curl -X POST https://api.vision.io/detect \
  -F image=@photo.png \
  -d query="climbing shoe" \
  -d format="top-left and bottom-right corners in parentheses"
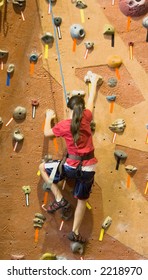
top-left (67, 231), bottom-right (86, 243)
top-left (47, 197), bottom-right (68, 213)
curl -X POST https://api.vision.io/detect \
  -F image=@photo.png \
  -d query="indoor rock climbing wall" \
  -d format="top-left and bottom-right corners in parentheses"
top-left (0, 0), bottom-right (148, 260)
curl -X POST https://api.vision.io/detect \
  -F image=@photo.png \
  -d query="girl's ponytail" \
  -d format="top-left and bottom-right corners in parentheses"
top-left (67, 96), bottom-right (85, 144)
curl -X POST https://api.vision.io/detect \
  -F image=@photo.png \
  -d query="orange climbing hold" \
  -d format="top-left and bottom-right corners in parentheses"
top-left (127, 16), bottom-right (131, 32)
top-left (34, 227), bottom-right (39, 243)
top-left (53, 137), bottom-right (58, 153)
top-left (126, 174), bottom-right (131, 188)
top-left (72, 38), bottom-right (77, 52)
top-left (43, 191), bottom-right (49, 205)
top-left (30, 61), bottom-right (35, 75)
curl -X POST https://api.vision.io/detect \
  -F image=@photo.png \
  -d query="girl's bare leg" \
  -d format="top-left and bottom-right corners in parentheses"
top-left (72, 199), bottom-right (87, 235)
top-left (39, 162), bottom-right (63, 202)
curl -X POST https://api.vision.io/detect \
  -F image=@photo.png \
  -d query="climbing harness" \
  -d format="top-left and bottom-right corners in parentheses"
top-left (67, 151), bottom-right (95, 178)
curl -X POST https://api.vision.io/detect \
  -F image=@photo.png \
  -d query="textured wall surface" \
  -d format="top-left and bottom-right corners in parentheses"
top-left (0, 0), bottom-right (148, 260)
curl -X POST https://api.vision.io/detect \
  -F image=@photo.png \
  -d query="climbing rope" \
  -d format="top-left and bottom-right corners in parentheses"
top-left (49, 0), bottom-right (68, 104)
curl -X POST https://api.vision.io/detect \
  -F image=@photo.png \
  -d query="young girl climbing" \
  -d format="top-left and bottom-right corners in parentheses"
top-left (39, 72), bottom-right (100, 243)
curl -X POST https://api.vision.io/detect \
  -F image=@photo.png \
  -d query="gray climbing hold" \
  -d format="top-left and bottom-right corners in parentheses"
top-left (109, 119), bottom-right (126, 133)
top-left (114, 150), bottom-right (127, 170)
top-left (12, 0), bottom-right (26, 6)
top-left (13, 106), bottom-right (27, 120)
top-left (29, 53), bottom-right (38, 63)
top-left (0, 49), bottom-right (9, 59)
top-left (75, 0), bottom-right (87, 9)
top-left (107, 77), bottom-right (117, 87)
top-left (42, 182), bottom-right (51, 192)
top-left (84, 41), bottom-right (94, 49)
top-left (0, 117), bottom-right (3, 125)
top-left (35, 213), bottom-right (46, 221)
top-left (41, 32), bottom-right (54, 44)
top-left (56, 255), bottom-right (68, 260)
top-left (33, 218), bottom-right (44, 225)
top-left (90, 120), bottom-right (96, 132)
top-left (7, 64), bottom-right (15, 74)
top-left (70, 242), bottom-right (84, 255)
top-left (33, 223), bottom-right (42, 228)
top-left (13, 129), bottom-right (24, 141)
top-left (106, 95), bottom-right (116, 102)
top-left (125, 165), bottom-right (137, 174)
top-left (70, 24), bottom-right (85, 39)
top-left (142, 16), bottom-right (148, 28)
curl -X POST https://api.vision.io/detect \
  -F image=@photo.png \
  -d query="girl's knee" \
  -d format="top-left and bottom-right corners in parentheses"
top-left (39, 162), bottom-right (44, 172)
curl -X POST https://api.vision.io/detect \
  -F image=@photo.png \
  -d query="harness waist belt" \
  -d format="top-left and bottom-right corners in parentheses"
top-left (67, 151), bottom-right (94, 161)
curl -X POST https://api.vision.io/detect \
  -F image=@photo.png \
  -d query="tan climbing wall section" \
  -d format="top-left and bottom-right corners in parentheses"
top-left (0, 0), bottom-right (148, 260)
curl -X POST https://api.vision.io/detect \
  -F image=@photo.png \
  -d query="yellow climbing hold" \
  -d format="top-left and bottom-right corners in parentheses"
top-left (99, 228), bottom-right (105, 241)
top-left (37, 170), bottom-right (41, 176)
top-left (40, 253), bottom-right (57, 260)
top-left (86, 201), bottom-right (92, 210)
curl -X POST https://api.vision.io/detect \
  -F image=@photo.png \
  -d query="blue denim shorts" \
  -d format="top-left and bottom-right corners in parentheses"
top-left (44, 161), bottom-right (95, 200)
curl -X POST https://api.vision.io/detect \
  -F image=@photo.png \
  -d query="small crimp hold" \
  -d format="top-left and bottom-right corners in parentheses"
top-left (12, 0), bottom-right (26, 6)
top-left (75, 0), bottom-right (87, 9)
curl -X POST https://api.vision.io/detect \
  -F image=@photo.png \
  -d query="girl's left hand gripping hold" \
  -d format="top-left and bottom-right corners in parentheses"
top-left (44, 109), bottom-right (56, 137)
top-left (46, 109), bottom-right (56, 120)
